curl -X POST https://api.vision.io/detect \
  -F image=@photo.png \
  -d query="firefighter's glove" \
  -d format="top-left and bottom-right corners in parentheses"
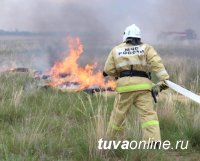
top-left (157, 81), bottom-right (168, 91)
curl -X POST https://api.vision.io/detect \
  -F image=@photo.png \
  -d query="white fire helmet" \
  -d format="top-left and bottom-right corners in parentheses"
top-left (123, 24), bottom-right (141, 42)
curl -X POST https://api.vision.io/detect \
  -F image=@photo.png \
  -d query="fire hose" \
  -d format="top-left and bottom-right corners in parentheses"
top-left (151, 80), bottom-right (200, 104)
top-left (165, 80), bottom-right (200, 104)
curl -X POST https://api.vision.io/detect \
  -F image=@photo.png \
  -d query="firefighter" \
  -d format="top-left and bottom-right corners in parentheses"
top-left (103, 24), bottom-right (169, 142)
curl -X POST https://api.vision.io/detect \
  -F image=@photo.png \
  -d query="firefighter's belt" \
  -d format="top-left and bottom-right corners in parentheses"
top-left (119, 70), bottom-right (149, 78)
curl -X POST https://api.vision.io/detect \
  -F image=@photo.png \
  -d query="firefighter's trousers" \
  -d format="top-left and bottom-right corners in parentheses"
top-left (106, 90), bottom-right (161, 141)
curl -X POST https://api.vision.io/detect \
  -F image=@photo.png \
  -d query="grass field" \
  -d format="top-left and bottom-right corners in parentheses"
top-left (0, 72), bottom-right (200, 161)
top-left (0, 38), bottom-right (200, 160)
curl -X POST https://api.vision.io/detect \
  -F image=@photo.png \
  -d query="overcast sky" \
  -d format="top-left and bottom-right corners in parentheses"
top-left (0, 0), bottom-right (199, 42)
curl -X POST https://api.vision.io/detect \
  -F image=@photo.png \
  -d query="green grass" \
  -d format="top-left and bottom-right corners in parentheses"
top-left (0, 73), bottom-right (112, 160)
top-left (0, 72), bottom-right (200, 161)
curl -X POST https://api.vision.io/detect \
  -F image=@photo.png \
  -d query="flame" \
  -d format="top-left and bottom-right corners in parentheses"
top-left (49, 37), bottom-right (116, 90)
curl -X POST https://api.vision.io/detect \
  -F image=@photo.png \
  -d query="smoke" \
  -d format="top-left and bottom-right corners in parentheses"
top-left (151, 0), bottom-right (200, 36)
top-left (0, 0), bottom-right (199, 71)
top-left (0, 0), bottom-right (110, 43)
top-left (1, 0), bottom-right (199, 42)
top-left (101, 0), bottom-right (200, 42)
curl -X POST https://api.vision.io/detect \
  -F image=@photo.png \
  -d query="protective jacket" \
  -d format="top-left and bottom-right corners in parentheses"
top-left (104, 43), bottom-right (169, 93)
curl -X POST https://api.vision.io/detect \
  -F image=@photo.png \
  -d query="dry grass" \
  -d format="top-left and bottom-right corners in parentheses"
top-left (1, 39), bottom-right (200, 160)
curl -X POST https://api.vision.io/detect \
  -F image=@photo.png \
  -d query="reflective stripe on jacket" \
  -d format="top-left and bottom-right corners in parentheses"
top-left (104, 43), bottom-right (169, 93)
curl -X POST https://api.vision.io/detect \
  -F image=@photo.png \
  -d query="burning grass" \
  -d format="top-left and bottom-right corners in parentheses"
top-left (48, 37), bottom-right (115, 91)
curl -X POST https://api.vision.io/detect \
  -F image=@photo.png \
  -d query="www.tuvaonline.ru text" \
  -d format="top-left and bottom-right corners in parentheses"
top-left (98, 138), bottom-right (189, 150)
